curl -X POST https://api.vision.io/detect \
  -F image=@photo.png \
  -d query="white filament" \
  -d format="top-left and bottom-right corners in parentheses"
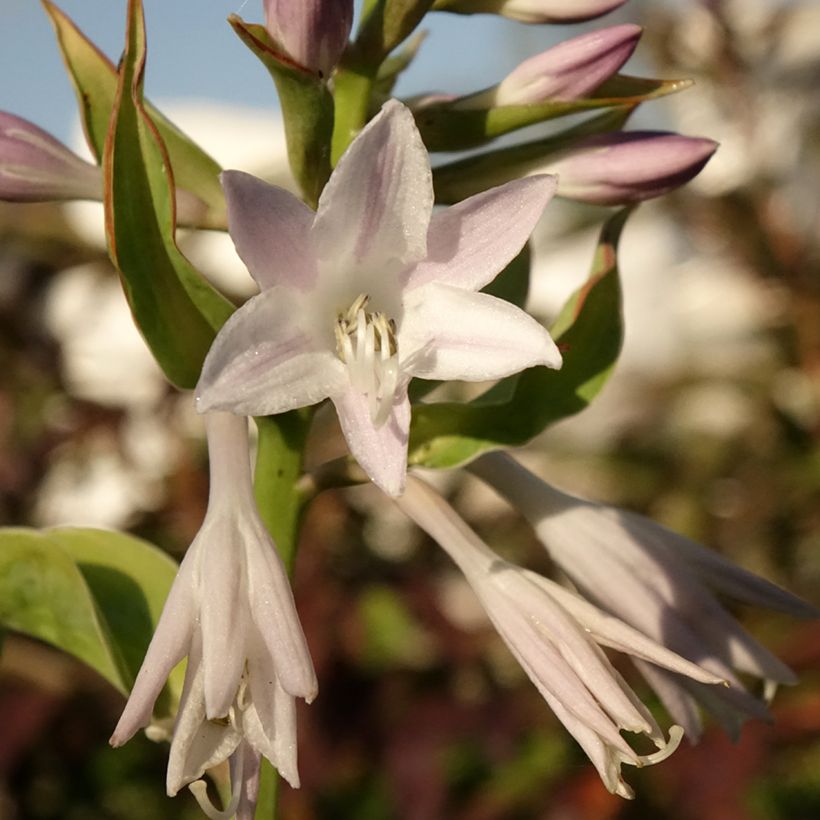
top-left (335, 294), bottom-right (400, 427)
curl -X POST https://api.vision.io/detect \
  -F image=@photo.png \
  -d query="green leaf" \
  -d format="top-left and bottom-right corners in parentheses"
top-left (229, 16), bottom-right (333, 208)
top-left (415, 75), bottom-right (690, 153)
top-left (0, 527), bottom-right (181, 715)
top-left (408, 208), bottom-right (630, 469)
top-left (42, 0), bottom-right (226, 221)
top-left (432, 107), bottom-right (635, 204)
top-left (105, 0), bottom-right (234, 389)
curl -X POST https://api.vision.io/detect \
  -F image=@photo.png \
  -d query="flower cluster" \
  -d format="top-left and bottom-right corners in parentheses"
top-left (7, 0), bottom-right (812, 817)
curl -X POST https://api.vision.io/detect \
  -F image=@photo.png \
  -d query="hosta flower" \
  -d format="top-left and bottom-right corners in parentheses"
top-left (395, 476), bottom-right (724, 798)
top-left (0, 112), bottom-right (100, 202)
top-left (263, 0), bottom-right (353, 77)
top-left (196, 100), bottom-right (561, 496)
top-left (110, 413), bottom-right (316, 815)
top-left (457, 25), bottom-right (642, 108)
top-left (472, 452), bottom-right (818, 740)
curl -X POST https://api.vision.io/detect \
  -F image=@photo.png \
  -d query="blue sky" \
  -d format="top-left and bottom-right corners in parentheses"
top-left (1, 1), bottom-right (581, 145)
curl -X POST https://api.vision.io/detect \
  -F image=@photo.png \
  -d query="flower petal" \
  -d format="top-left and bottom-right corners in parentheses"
top-left (400, 283), bottom-right (561, 381)
top-left (331, 383), bottom-right (411, 497)
top-left (243, 518), bottom-right (317, 701)
top-left (166, 646), bottom-right (242, 796)
top-left (110, 552), bottom-right (197, 746)
top-left (198, 522), bottom-right (249, 719)
top-left (402, 175), bottom-right (556, 292)
top-left (245, 643), bottom-right (300, 787)
top-left (222, 170), bottom-right (319, 291)
top-left (312, 100), bottom-right (433, 277)
top-left (531, 574), bottom-right (724, 686)
top-left (196, 288), bottom-right (346, 417)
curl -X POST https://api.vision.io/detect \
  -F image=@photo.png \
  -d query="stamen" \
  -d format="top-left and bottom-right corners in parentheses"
top-left (335, 293), bottom-right (401, 427)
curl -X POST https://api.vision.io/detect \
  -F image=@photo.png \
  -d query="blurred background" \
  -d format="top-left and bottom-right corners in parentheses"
top-left (2, 0), bottom-right (820, 818)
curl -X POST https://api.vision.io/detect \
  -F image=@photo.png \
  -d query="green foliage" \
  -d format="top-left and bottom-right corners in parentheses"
top-left (408, 208), bottom-right (629, 469)
top-left (416, 75), bottom-right (691, 152)
top-left (229, 16), bottom-right (334, 207)
top-left (0, 527), bottom-right (182, 715)
top-left (104, 0), bottom-right (234, 389)
top-left (42, 0), bottom-right (226, 220)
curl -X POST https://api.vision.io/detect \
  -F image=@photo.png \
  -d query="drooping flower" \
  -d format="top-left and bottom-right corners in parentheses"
top-left (196, 100), bottom-right (561, 497)
top-left (455, 25), bottom-right (642, 108)
top-left (263, 0), bottom-right (354, 77)
top-left (110, 412), bottom-right (316, 815)
top-left (471, 452), bottom-right (818, 740)
top-left (0, 112), bottom-right (101, 202)
top-left (432, 0), bottom-right (629, 24)
top-left (394, 475), bottom-right (724, 798)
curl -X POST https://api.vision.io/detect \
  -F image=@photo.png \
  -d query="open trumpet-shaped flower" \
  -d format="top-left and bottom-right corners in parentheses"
top-left (395, 476), bottom-right (724, 798)
top-left (472, 452), bottom-right (819, 740)
top-left (111, 413), bottom-right (316, 814)
top-left (196, 100), bottom-right (561, 497)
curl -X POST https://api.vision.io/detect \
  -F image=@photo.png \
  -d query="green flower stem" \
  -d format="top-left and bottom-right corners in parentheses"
top-left (253, 409), bottom-right (313, 572)
top-left (331, 64), bottom-right (376, 165)
top-left (251, 408), bottom-right (313, 820)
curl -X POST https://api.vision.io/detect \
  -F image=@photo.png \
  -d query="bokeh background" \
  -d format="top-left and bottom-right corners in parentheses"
top-left (2, 0), bottom-right (820, 818)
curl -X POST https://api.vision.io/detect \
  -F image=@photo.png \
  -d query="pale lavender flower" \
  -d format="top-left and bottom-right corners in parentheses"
top-left (434, 0), bottom-right (629, 24)
top-left (547, 130), bottom-right (718, 204)
top-left (457, 25), bottom-right (642, 108)
top-left (111, 413), bottom-right (316, 815)
top-left (395, 476), bottom-right (724, 798)
top-left (263, 0), bottom-right (353, 77)
top-left (472, 452), bottom-right (819, 741)
top-left (196, 100), bottom-right (561, 497)
top-left (0, 112), bottom-right (101, 202)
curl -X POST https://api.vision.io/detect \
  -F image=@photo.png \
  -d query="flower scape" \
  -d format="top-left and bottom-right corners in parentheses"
top-left (0, 0), bottom-right (816, 818)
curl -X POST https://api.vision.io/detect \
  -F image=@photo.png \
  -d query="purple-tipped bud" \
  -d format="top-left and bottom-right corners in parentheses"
top-left (548, 131), bottom-right (718, 205)
top-left (0, 112), bottom-right (101, 203)
top-left (494, 24), bottom-right (641, 105)
top-left (435, 0), bottom-right (629, 24)
top-left (263, 0), bottom-right (354, 77)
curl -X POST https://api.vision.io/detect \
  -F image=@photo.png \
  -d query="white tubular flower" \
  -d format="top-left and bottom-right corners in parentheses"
top-left (195, 100), bottom-right (561, 497)
top-left (394, 476), bottom-right (724, 799)
top-left (472, 452), bottom-right (819, 741)
top-left (110, 413), bottom-right (316, 815)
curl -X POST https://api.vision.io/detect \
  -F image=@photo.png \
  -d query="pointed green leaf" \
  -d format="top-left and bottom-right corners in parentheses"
top-left (105, 0), bottom-right (234, 389)
top-left (42, 0), bottom-right (226, 221)
top-left (432, 107), bottom-right (635, 204)
top-left (229, 16), bottom-right (333, 208)
top-left (0, 527), bottom-right (182, 715)
top-left (408, 209), bottom-right (630, 469)
top-left (415, 75), bottom-right (687, 153)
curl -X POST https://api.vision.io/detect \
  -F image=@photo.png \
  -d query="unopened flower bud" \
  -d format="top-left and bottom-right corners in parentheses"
top-left (0, 112), bottom-right (101, 202)
top-left (462, 24), bottom-right (641, 108)
top-left (263, 0), bottom-right (353, 77)
top-left (548, 131), bottom-right (718, 204)
top-left (433, 0), bottom-right (629, 24)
